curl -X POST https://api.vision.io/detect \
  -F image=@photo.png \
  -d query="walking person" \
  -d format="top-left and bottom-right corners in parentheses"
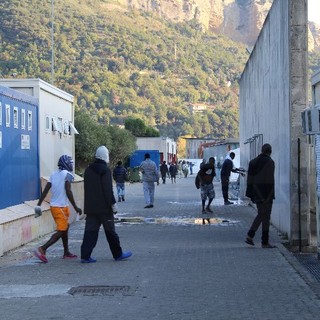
top-left (34, 155), bottom-right (82, 263)
top-left (220, 152), bottom-right (243, 205)
top-left (113, 161), bottom-right (128, 202)
top-left (139, 153), bottom-right (159, 208)
top-left (81, 146), bottom-right (132, 263)
top-left (245, 144), bottom-right (276, 248)
top-left (160, 160), bottom-right (169, 184)
top-left (197, 157), bottom-right (216, 213)
top-left (169, 162), bottom-right (178, 183)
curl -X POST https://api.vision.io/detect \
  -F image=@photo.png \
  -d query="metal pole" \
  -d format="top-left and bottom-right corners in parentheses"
top-left (51, 0), bottom-right (54, 84)
top-left (298, 138), bottom-right (302, 252)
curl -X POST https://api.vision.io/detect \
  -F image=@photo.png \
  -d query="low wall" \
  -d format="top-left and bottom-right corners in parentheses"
top-left (0, 178), bottom-right (84, 256)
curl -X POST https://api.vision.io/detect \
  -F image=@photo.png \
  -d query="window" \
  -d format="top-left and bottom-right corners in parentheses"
top-left (52, 117), bottom-right (62, 133)
top-left (0, 102), bottom-right (2, 126)
top-left (63, 120), bottom-right (69, 135)
top-left (21, 109), bottom-right (26, 130)
top-left (28, 110), bottom-right (32, 131)
top-left (69, 122), bottom-right (79, 134)
top-left (6, 104), bottom-right (10, 127)
top-left (58, 117), bottom-right (63, 133)
top-left (13, 107), bottom-right (18, 129)
top-left (45, 115), bottom-right (50, 133)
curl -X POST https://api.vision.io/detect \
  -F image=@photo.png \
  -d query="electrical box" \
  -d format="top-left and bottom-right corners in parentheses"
top-left (301, 104), bottom-right (320, 135)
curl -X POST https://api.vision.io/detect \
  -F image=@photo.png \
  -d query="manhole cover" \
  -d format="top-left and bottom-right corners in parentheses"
top-left (68, 286), bottom-right (131, 296)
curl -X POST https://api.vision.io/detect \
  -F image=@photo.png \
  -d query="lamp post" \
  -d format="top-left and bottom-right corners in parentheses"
top-left (51, 0), bottom-right (54, 84)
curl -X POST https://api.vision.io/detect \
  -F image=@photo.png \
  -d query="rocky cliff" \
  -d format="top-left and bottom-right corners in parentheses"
top-left (120, 0), bottom-right (319, 50)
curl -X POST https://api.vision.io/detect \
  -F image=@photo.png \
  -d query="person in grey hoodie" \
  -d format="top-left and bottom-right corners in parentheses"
top-left (139, 153), bottom-right (159, 208)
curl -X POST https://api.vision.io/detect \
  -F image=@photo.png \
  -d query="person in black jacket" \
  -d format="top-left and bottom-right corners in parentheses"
top-left (113, 161), bottom-right (128, 202)
top-left (220, 152), bottom-right (243, 205)
top-left (80, 146), bottom-right (132, 263)
top-left (245, 143), bottom-right (276, 248)
top-left (160, 161), bottom-right (169, 184)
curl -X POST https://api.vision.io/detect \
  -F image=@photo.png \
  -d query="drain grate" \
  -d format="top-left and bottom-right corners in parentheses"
top-left (294, 254), bottom-right (320, 282)
top-left (68, 285), bottom-right (131, 296)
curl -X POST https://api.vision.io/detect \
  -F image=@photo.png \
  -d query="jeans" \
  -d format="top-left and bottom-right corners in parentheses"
top-left (116, 182), bottom-right (125, 197)
top-left (143, 181), bottom-right (155, 205)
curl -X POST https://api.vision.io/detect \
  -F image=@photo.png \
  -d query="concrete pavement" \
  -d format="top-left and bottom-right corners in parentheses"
top-left (0, 175), bottom-right (320, 319)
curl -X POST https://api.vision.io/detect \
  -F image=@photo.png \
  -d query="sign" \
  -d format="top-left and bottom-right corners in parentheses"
top-left (21, 134), bottom-right (30, 150)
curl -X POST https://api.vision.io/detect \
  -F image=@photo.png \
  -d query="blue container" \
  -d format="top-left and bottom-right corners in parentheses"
top-left (0, 86), bottom-right (39, 209)
top-left (129, 150), bottom-right (160, 169)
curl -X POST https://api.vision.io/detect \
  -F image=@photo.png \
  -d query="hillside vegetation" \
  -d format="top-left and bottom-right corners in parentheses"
top-left (0, 0), bottom-right (250, 139)
top-left (1, 0), bottom-right (319, 140)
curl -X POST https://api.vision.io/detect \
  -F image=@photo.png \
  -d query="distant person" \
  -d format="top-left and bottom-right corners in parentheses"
top-left (139, 153), bottom-right (159, 208)
top-left (81, 146), bottom-right (132, 263)
top-left (189, 162), bottom-right (195, 175)
top-left (196, 157), bottom-right (216, 213)
top-left (177, 161), bottom-right (183, 179)
top-left (216, 160), bottom-right (222, 182)
top-left (182, 160), bottom-right (189, 178)
top-left (245, 144), bottom-right (276, 248)
top-left (113, 161), bottom-right (128, 202)
top-left (34, 155), bottom-right (82, 263)
top-left (220, 152), bottom-right (243, 205)
top-left (160, 161), bottom-right (169, 184)
top-left (169, 162), bottom-right (178, 183)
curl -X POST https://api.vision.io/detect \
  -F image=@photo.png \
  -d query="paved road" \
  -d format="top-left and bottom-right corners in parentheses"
top-left (0, 176), bottom-right (320, 319)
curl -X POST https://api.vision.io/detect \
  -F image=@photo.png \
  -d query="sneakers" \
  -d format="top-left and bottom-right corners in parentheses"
top-left (115, 251), bottom-right (132, 261)
top-left (63, 252), bottom-right (78, 259)
top-left (144, 204), bottom-right (153, 208)
top-left (122, 196), bottom-right (125, 202)
top-left (81, 257), bottom-right (97, 263)
top-left (206, 206), bottom-right (213, 213)
top-left (34, 247), bottom-right (48, 263)
top-left (245, 237), bottom-right (255, 246)
top-left (224, 200), bottom-right (233, 205)
top-left (262, 243), bottom-right (277, 248)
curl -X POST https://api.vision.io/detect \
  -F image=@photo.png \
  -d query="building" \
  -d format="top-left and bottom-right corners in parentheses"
top-left (0, 79), bottom-right (78, 178)
top-left (136, 137), bottom-right (176, 164)
top-left (0, 85), bottom-right (39, 209)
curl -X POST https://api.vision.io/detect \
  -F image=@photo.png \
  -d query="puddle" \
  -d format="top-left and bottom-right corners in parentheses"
top-left (115, 216), bottom-right (239, 226)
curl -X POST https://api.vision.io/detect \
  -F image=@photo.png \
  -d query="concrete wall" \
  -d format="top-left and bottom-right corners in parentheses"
top-left (239, 0), bottom-right (309, 244)
top-left (0, 177), bottom-right (83, 257)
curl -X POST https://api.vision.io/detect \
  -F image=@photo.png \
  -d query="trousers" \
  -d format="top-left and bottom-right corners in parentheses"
top-left (143, 181), bottom-right (155, 205)
top-left (81, 215), bottom-right (122, 260)
top-left (247, 201), bottom-right (273, 244)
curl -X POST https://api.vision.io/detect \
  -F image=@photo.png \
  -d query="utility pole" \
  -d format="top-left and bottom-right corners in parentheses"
top-left (51, 0), bottom-right (54, 85)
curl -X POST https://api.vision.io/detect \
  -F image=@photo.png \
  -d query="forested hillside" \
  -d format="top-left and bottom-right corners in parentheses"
top-left (1, 0), bottom-right (320, 139)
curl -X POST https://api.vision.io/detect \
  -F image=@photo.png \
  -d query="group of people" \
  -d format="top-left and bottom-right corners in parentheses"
top-left (34, 146), bottom-right (132, 264)
top-left (34, 143), bottom-right (276, 263)
top-left (196, 144), bottom-right (275, 248)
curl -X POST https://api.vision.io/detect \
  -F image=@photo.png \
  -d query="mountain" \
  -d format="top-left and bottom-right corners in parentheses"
top-left (119, 0), bottom-right (320, 50)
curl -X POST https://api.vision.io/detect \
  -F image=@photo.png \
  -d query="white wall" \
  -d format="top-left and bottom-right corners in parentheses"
top-left (239, 0), bottom-right (309, 244)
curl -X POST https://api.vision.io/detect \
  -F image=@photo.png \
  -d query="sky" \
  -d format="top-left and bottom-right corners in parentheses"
top-left (308, 0), bottom-right (320, 24)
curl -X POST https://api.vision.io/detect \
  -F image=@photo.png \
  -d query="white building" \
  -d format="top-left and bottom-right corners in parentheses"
top-left (136, 137), bottom-right (177, 164)
top-left (0, 79), bottom-right (78, 178)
